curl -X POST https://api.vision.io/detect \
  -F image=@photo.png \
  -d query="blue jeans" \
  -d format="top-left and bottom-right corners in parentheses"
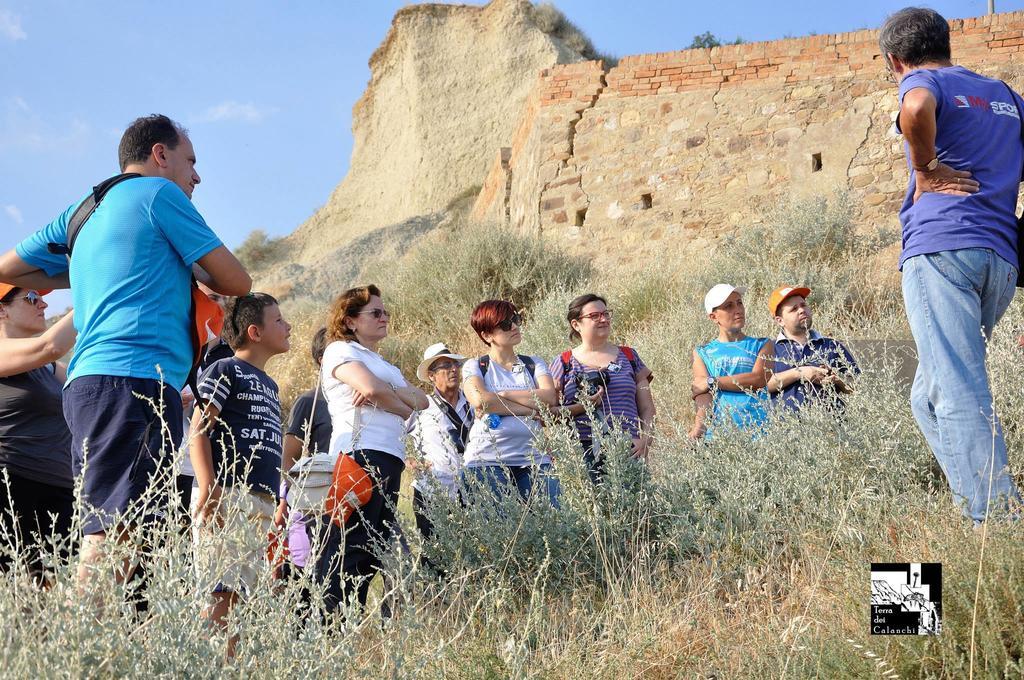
top-left (462, 464), bottom-right (561, 508)
top-left (902, 248), bottom-right (1021, 522)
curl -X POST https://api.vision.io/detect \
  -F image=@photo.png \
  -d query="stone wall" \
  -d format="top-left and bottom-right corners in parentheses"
top-left (472, 11), bottom-right (1024, 264)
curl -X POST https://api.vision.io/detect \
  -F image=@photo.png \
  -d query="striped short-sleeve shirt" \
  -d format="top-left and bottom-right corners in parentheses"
top-left (550, 347), bottom-right (647, 441)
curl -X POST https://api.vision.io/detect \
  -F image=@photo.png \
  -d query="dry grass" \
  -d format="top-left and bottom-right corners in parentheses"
top-left (1, 197), bottom-right (1022, 676)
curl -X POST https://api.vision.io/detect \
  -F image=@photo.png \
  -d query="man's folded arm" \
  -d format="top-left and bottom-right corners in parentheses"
top-left (194, 246), bottom-right (251, 297)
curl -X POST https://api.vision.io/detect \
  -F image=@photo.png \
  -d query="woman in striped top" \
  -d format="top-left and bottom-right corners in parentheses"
top-left (549, 294), bottom-right (656, 482)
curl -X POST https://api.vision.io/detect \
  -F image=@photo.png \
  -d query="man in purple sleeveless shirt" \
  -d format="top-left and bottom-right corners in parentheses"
top-left (883, 7), bottom-right (1022, 523)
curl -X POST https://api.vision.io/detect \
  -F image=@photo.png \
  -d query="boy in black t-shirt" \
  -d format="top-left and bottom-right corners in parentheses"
top-left (190, 293), bottom-right (290, 659)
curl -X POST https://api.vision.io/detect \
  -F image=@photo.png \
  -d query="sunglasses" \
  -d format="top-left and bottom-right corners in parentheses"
top-left (1, 290), bottom-right (44, 306)
top-left (579, 309), bottom-right (613, 322)
top-left (356, 308), bottom-right (390, 320)
top-left (429, 361), bottom-right (461, 372)
top-left (496, 312), bottom-right (523, 332)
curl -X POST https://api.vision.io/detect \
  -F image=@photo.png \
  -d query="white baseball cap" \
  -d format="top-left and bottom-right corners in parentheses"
top-left (704, 283), bottom-right (747, 314)
top-left (415, 342), bottom-right (466, 382)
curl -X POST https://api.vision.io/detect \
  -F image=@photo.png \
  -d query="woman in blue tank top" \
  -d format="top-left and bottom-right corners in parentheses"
top-left (689, 284), bottom-right (773, 439)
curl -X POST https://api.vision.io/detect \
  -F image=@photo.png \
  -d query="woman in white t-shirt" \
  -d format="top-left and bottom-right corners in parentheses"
top-left (310, 284), bottom-right (428, 613)
top-left (461, 299), bottom-right (560, 505)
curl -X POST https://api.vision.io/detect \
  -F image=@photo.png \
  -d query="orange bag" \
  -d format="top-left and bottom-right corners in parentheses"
top-left (186, 281), bottom-right (225, 397)
top-left (191, 282), bottom-right (225, 366)
top-left (266, 530), bottom-right (289, 574)
top-left (324, 453), bottom-right (374, 527)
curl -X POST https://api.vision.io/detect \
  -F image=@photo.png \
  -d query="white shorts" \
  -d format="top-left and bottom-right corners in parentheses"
top-left (191, 487), bottom-right (276, 594)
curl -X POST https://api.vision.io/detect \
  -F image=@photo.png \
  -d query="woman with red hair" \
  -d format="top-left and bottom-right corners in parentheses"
top-left (461, 300), bottom-right (560, 505)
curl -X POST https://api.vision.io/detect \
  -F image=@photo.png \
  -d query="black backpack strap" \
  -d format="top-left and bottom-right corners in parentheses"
top-left (187, 277), bottom-right (203, 402)
top-left (477, 354), bottom-right (539, 390)
top-left (478, 354), bottom-right (537, 388)
top-left (518, 355), bottom-right (538, 389)
top-left (47, 173), bottom-right (142, 258)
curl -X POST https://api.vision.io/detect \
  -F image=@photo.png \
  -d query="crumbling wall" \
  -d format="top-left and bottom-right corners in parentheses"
top-left (473, 11), bottom-right (1024, 265)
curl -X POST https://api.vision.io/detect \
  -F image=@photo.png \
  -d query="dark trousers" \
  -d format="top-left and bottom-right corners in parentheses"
top-left (0, 469), bottom-right (75, 579)
top-left (62, 375), bottom-right (183, 535)
top-left (412, 488), bottom-right (433, 540)
top-left (175, 474), bottom-right (193, 533)
top-left (310, 449), bottom-right (404, 614)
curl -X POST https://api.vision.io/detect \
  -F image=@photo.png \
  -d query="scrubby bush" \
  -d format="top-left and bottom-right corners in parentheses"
top-left (530, 2), bottom-right (618, 65)
top-left (363, 218), bottom-right (593, 373)
top-left (234, 229), bottom-right (285, 271)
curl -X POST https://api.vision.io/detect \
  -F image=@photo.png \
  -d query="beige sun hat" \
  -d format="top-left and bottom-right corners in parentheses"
top-left (415, 342), bottom-right (466, 382)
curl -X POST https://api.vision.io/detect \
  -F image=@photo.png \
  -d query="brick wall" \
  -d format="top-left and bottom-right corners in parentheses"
top-left (539, 60), bottom-right (606, 107)
top-left (472, 10), bottom-right (1024, 266)
top-left (470, 147), bottom-right (512, 222)
top-left (605, 12), bottom-right (1024, 95)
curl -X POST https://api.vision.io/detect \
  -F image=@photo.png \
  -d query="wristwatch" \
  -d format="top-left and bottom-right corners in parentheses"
top-left (707, 376), bottom-right (716, 389)
top-left (914, 157), bottom-right (939, 172)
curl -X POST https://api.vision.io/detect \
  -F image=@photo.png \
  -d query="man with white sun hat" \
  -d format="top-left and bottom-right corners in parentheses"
top-left (408, 343), bottom-right (472, 538)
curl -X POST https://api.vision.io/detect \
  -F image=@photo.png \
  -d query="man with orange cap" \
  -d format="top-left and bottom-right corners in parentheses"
top-left (766, 286), bottom-right (858, 412)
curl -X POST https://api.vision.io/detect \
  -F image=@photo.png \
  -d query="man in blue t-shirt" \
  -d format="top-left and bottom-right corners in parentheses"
top-left (0, 114), bottom-right (251, 594)
top-left (882, 8), bottom-right (1023, 523)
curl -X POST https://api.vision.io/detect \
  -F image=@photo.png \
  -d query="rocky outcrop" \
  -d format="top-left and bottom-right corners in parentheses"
top-left (263, 0), bottom-right (585, 292)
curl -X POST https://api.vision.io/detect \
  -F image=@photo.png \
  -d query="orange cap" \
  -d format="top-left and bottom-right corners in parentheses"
top-left (0, 283), bottom-right (53, 300)
top-left (768, 286), bottom-right (811, 316)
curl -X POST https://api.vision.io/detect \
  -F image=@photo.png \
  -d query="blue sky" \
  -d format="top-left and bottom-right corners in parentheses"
top-left (1, 0), bottom-right (1019, 311)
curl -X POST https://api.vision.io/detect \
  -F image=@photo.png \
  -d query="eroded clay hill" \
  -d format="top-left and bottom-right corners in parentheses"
top-left (260, 0), bottom-right (586, 297)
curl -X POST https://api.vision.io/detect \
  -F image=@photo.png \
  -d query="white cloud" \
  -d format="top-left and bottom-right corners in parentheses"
top-left (0, 97), bottom-right (91, 153)
top-left (0, 10), bottom-right (26, 41)
top-left (193, 101), bottom-right (277, 124)
top-left (4, 204), bottom-right (23, 224)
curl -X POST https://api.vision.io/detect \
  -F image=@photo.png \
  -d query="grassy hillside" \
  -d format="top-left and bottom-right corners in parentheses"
top-left (3, 196), bottom-right (1023, 677)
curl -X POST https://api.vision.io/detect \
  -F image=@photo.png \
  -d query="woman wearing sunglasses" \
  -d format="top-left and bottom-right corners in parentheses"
top-left (461, 300), bottom-right (560, 505)
top-left (550, 294), bottom-right (656, 482)
top-left (312, 284), bottom-right (428, 614)
top-left (0, 285), bottom-right (77, 583)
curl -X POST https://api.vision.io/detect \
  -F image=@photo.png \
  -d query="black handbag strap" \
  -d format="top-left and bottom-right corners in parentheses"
top-left (431, 393), bottom-right (470, 454)
top-left (47, 173), bottom-right (142, 258)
